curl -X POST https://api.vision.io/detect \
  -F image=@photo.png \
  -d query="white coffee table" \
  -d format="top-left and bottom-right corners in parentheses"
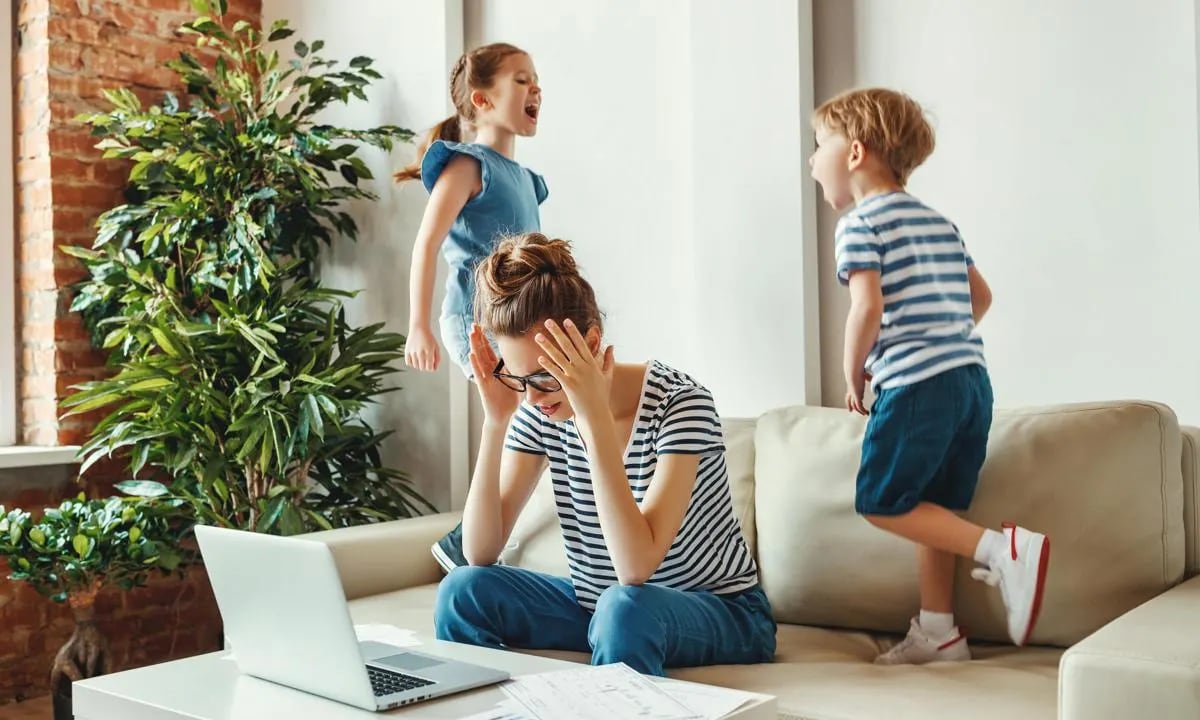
top-left (73, 636), bottom-right (776, 719)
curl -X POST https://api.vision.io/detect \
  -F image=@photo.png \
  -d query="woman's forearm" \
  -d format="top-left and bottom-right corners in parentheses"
top-left (460, 421), bottom-right (509, 565)
top-left (576, 413), bottom-right (656, 584)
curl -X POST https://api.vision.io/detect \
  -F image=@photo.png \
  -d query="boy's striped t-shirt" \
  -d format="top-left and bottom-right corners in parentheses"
top-left (835, 192), bottom-right (986, 390)
top-left (504, 360), bottom-right (759, 611)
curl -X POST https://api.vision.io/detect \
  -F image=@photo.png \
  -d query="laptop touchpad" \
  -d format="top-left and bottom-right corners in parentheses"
top-left (376, 653), bottom-right (444, 672)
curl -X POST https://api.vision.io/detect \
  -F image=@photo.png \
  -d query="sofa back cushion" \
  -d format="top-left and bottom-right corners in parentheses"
top-left (753, 401), bottom-right (1186, 647)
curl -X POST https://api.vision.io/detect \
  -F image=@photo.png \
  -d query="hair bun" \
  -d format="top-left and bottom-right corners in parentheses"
top-left (481, 233), bottom-right (577, 301)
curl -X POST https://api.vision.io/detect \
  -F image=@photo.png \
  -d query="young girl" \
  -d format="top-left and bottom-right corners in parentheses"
top-left (433, 233), bottom-right (777, 677)
top-left (395, 43), bottom-right (548, 377)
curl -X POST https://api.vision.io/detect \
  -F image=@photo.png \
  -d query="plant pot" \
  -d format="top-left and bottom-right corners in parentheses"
top-left (50, 585), bottom-right (111, 719)
top-left (52, 685), bottom-right (73, 720)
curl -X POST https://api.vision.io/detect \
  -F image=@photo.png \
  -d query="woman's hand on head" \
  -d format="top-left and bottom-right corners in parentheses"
top-left (535, 319), bottom-right (614, 421)
top-left (468, 324), bottom-right (521, 425)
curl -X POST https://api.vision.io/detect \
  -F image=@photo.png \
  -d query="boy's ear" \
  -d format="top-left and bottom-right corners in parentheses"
top-left (586, 326), bottom-right (602, 355)
top-left (847, 139), bottom-right (866, 171)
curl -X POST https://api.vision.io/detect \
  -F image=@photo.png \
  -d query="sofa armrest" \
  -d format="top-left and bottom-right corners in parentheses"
top-left (1060, 575), bottom-right (1200, 720)
top-left (302, 512), bottom-right (462, 600)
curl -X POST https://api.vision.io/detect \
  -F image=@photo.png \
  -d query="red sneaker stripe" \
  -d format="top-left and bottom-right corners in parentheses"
top-left (1020, 537), bottom-right (1051, 646)
top-left (937, 634), bottom-right (965, 651)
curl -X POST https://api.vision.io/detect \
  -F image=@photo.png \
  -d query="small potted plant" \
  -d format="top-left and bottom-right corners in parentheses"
top-left (0, 494), bottom-right (193, 720)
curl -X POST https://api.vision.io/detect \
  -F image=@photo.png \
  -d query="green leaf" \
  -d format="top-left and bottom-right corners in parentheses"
top-left (126, 377), bottom-right (173, 392)
top-left (349, 56), bottom-right (372, 69)
top-left (73, 534), bottom-right (91, 558)
top-left (257, 496), bottom-right (286, 532)
top-left (116, 480), bottom-right (170, 498)
top-left (150, 327), bottom-right (181, 357)
top-left (129, 526), bottom-right (142, 543)
top-left (295, 41), bottom-right (308, 58)
top-left (29, 527), bottom-right (46, 546)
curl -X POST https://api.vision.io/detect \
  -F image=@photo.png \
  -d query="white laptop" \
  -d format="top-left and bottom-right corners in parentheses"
top-left (194, 524), bottom-right (509, 712)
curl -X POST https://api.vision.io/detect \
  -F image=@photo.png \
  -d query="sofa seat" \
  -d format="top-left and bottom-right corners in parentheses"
top-left (346, 583), bottom-right (1062, 720)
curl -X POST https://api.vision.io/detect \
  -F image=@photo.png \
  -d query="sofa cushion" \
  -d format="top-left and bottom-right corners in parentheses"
top-left (498, 416), bottom-right (760, 575)
top-left (1182, 425), bottom-right (1199, 577)
top-left (347, 583), bottom-right (1060, 720)
top-left (347, 583), bottom-right (440, 637)
top-left (674, 626), bottom-right (1061, 720)
top-left (754, 401), bottom-right (1186, 647)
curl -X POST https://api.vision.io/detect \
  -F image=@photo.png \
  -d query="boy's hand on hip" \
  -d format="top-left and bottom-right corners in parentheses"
top-left (845, 370), bottom-right (870, 416)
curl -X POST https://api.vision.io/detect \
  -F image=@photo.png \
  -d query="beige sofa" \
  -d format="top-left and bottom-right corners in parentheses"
top-left (307, 401), bottom-right (1200, 720)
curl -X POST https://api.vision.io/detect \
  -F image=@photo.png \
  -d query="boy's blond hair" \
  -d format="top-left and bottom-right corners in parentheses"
top-left (813, 88), bottom-right (934, 185)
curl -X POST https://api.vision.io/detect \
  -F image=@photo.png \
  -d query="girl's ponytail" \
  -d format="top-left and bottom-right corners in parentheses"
top-left (393, 115), bottom-right (461, 182)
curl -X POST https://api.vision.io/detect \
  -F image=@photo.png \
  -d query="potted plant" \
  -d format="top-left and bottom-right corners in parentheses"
top-left (0, 495), bottom-right (192, 720)
top-left (59, 1), bottom-right (433, 533)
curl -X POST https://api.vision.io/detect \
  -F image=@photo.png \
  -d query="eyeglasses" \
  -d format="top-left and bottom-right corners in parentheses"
top-left (492, 360), bottom-right (562, 393)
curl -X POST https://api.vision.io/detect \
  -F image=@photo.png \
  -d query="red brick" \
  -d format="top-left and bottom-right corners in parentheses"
top-left (55, 342), bottom-right (106, 371)
top-left (47, 15), bottom-right (117, 47)
top-left (51, 181), bottom-right (120, 208)
top-left (92, 160), bottom-right (131, 186)
top-left (53, 312), bottom-right (90, 341)
top-left (50, 207), bottom-right (98, 235)
top-left (48, 73), bottom-right (114, 104)
top-left (49, 97), bottom-right (94, 125)
top-left (47, 42), bottom-right (84, 72)
top-left (48, 155), bottom-right (91, 179)
top-left (48, 0), bottom-right (85, 16)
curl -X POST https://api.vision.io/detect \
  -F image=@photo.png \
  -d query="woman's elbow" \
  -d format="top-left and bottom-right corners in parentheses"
top-left (616, 571), bottom-right (650, 587)
top-left (614, 558), bottom-right (657, 586)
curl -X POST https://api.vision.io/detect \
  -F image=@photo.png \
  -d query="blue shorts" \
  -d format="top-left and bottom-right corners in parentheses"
top-left (855, 364), bottom-right (993, 516)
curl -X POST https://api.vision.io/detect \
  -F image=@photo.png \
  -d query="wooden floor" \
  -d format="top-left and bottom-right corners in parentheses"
top-left (0, 696), bottom-right (52, 720)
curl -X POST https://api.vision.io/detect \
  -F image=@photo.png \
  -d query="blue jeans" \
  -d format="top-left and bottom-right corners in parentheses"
top-left (434, 565), bottom-right (777, 677)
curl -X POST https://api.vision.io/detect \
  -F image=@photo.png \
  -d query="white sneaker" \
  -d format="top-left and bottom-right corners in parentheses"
top-left (874, 617), bottom-right (971, 665)
top-left (971, 523), bottom-right (1050, 646)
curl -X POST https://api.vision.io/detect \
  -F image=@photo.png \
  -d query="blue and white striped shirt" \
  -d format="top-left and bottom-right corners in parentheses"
top-left (835, 192), bottom-right (986, 390)
top-left (504, 360), bottom-right (759, 611)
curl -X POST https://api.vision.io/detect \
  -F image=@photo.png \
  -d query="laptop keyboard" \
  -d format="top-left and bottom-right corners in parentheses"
top-left (367, 665), bottom-right (435, 697)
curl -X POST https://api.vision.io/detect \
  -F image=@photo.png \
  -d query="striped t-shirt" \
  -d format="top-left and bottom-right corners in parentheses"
top-left (835, 192), bottom-right (986, 390)
top-left (504, 360), bottom-right (759, 611)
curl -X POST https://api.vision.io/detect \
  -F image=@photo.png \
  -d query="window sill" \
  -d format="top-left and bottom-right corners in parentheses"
top-left (0, 446), bottom-right (82, 469)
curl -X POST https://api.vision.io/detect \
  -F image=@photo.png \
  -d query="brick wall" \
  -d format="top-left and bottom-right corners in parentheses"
top-left (3, 0), bottom-right (262, 704)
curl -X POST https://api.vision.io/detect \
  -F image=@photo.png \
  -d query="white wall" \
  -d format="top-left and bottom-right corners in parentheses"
top-left (814, 0), bottom-right (1200, 425)
top-left (262, 0), bottom-right (464, 511)
top-left (467, 0), bottom-right (822, 419)
top-left (1, 4), bottom-right (15, 446)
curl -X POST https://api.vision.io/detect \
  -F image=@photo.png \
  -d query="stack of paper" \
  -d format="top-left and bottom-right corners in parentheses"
top-left (470, 662), bottom-right (759, 720)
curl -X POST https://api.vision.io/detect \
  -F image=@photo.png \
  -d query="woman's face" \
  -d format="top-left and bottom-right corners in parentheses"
top-left (494, 323), bottom-right (599, 423)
